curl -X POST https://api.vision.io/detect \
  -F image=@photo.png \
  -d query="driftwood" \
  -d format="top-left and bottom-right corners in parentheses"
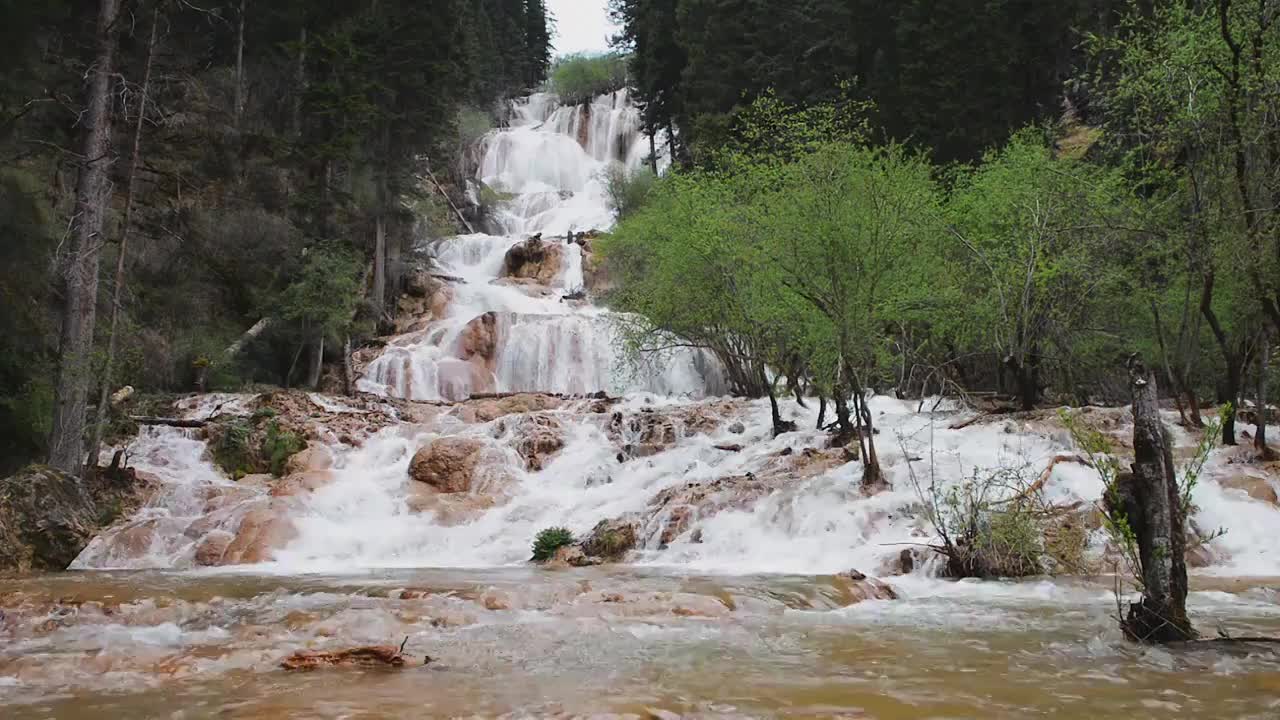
top-left (430, 272), bottom-right (466, 284)
top-left (422, 162), bottom-right (475, 234)
top-left (280, 640), bottom-right (422, 671)
top-left (129, 416), bottom-right (207, 428)
top-left (223, 317), bottom-right (274, 358)
top-left (1008, 454), bottom-right (1092, 502)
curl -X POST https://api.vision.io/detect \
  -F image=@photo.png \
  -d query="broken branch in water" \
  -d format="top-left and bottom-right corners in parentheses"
top-left (129, 416), bottom-right (208, 428)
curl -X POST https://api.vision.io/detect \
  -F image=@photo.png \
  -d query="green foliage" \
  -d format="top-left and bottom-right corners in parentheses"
top-left (262, 420), bottom-right (305, 478)
top-left (549, 52), bottom-right (629, 105)
top-left (275, 245), bottom-right (365, 341)
top-left (212, 419), bottom-right (255, 480)
top-left (603, 165), bottom-right (656, 220)
top-left (531, 526), bottom-right (575, 561)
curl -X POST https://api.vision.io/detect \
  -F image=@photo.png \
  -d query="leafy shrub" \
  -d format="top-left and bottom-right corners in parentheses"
top-left (212, 418), bottom-right (254, 479)
top-left (262, 420), bottom-right (304, 477)
top-left (531, 526), bottom-right (575, 561)
top-left (549, 53), bottom-right (628, 106)
top-left (603, 164), bottom-right (656, 220)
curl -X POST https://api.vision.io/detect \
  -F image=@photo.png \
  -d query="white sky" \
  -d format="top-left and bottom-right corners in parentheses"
top-left (546, 0), bottom-right (619, 56)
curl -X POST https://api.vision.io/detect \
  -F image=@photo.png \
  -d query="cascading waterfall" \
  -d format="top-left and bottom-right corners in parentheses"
top-left (73, 90), bottom-right (1280, 580)
top-left (356, 90), bottom-right (707, 403)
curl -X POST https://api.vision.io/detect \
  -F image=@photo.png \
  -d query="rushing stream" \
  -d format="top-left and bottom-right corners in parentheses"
top-left (4, 90), bottom-right (1280, 718)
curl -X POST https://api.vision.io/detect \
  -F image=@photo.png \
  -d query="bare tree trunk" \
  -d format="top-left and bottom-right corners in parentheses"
top-left (1202, 272), bottom-right (1243, 445)
top-left (1152, 300), bottom-right (1189, 426)
top-left (1113, 359), bottom-right (1194, 643)
top-left (342, 335), bottom-right (354, 396)
top-left (88, 5), bottom-right (159, 468)
top-left (372, 123), bottom-right (389, 323)
top-left (292, 26), bottom-right (307, 138)
top-left (647, 129), bottom-right (658, 174)
top-left (853, 389), bottom-right (887, 493)
top-left (1258, 328), bottom-right (1273, 457)
top-left (816, 395), bottom-right (827, 430)
top-left (306, 335), bottom-right (324, 389)
top-left (234, 0), bottom-right (246, 130)
top-left (48, 0), bottom-right (121, 475)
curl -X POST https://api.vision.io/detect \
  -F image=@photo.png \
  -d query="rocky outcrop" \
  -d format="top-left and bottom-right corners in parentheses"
top-left (495, 413), bottom-right (565, 471)
top-left (219, 500), bottom-right (299, 565)
top-left (829, 570), bottom-right (899, 604)
top-left (458, 312), bottom-right (499, 363)
top-left (582, 249), bottom-right (613, 295)
top-left (502, 236), bottom-right (564, 285)
top-left (1218, 474), bottom-right (1280, 505)
top-left (579, 517), bottom-right (640, 560)
top-left (450, 393), bottom-right (566, 423)
top-left (409, 438), bottom-right (485, 493)
top-left (0, 464), bottom-right (153, 572)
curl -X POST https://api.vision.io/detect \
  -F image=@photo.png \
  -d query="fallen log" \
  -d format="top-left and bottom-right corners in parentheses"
top-left (280, 643), bottom-right (419, 671)
top-left (1006, 453), bottom-right (1093, 503)
top-left (129, 416), bottom-right (207, 428)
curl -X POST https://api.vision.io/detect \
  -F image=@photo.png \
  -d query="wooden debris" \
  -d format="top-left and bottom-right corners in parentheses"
top-left (129, 416), bottom-right (208, 428)
top-left (280, 644), bottom-right (414, 671)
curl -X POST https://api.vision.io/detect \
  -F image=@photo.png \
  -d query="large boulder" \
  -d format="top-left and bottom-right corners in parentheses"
top-left (409, 438), bottom-right (486, 493)
top-left (502, 236), bottom-right (565, 285)
top-left (219, 501), bottom-right (298, 565)
top-left (494, 413), bottom-right (564, 471)
top-left (458, 312), bottom-right (499, 363)
top-left (0, 464), bottom-right (152, 572)
top-left (1218, 474), bottom-right (1279, 505)
top-left (579, 517), bottom-right (640, 561)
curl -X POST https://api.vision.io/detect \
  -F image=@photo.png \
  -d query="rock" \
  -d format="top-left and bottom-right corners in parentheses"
top-left (409, 438), bottom-right (485, 493)
top-left (495, 413), bottom-right (565, 471)
top-left (193, 530), bottom-right (234, 566)
top-left (284, 443), bottom-right (334, 476)
top-left (221, 503), bottom-right (298, 565)
top-left (1218, 474), bottom-right (1279, 505)
top-left (270, 470), bottom-right (335, 497)
top-left (110, 385), bottom-right (135, 405)
top-left (728, 422), bottom-right (745, 434)
top-left (280, 645), bottom-right (413, 671)
top-left (831, 570), bottom-right (898, 604)
top-left (579, 517), bottom-right (639, 561)
top-left (503, 236), bottom-right (565, 285)
top-left (455, 393), bottom-right (564, 423)
top-left (549, 544), bottom-right (600, 567)
top-left (713, 443), bottom-right (744, 452)
top-left (404, 267), bottom-right (443, 298)
top-left (458, 312), bottom-right (499, 363)
top-left (0, 464), bottom-right (153, 573)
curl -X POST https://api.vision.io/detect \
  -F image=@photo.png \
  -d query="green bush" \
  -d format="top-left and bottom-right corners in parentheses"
top-left (212, 418), bottom-right (254, 479)
top-left (549, 53), bottom-right (628, 106)
top-left (531, 526), bottom-right (575, 561)
top-left (604, 165), bottom-right (656, 220)
top-left (262, 420), bottom-right (304, 477)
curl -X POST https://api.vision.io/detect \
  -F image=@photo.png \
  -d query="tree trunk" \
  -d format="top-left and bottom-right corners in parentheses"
top-left (816, 395), bottom-right (827, 430)
top-left (342, 335), bottom-right (354, 396)
top-left (647, 129), bottom-right (658, 174)
top-left (306, 334), bottom-right (324, 389)
top-left (292, 26), bottom-right (307, 138)
top-left (234, 0), bottom-right (246, 130)
top-left (371, 123), bottom-right (390, 323)
top-left (761, 364), bottom-right (795, 437)
top-left (1201, 271), bottom-right (1242, 445)
top-left (1116, 359), bottom-right (1194, 643)
top-left (1257, 329), bottom-right (1273, 457)
top-left (48, 0), bottom-right (121, 475)
top-left (1222, 362), bottom-right (1242, 446)
top-left (853, 389), bottom-right (887, 493)
top-left (88, 4), bottom-right (159, 468)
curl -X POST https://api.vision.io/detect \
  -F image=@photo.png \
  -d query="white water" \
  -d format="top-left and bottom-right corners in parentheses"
top-left (356, 90), bottom-right (709, 402)
top-left (74, 90), bottom-right (1280, 584)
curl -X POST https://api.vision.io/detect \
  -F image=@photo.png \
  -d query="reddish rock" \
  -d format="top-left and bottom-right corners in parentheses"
top-left (284, 443), bottom-right (334, 476)
top-left (1219, 474), bottom-right (1280, 505)
top-left (221, 503), bottom-right (298, 565)
top-left (503, 236), bottom-right (565, 285)
top-left (193, 530), bottom-right (234, 566)
top-left (270, 470), bottom-right (335, 498)
top-left (409, 438), bottom-right (485, 493)
top-left (579, 517), bottom-right (639, 560)
top-left (496, 413), bottom-right (565, 471)
top-left (458, 312), bottom-right (499, 363)
top-left (830, 570), bottom-right (898, 604)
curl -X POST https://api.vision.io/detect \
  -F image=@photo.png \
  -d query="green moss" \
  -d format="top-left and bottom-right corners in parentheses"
top-left (212, 418), bottom-right (254, 479)
top-left (262, 420), bottom-right (304, 478)
top-left (531, 526), bottom-right (574, 561)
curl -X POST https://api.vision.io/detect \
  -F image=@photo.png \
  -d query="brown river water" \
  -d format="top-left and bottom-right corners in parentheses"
top-left (3, 568), bottom-right (1279, 719)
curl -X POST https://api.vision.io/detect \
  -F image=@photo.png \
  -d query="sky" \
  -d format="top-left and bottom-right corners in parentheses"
top-left (546, 0), bottom-right (619, 56)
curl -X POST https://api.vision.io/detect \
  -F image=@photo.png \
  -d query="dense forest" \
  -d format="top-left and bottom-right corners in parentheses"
top-left (603, 0), bottom-right (1279, 478)
top-left (0, 0), bottom-right (551, 473)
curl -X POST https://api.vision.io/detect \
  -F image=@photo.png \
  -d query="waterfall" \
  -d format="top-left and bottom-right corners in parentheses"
top-left (357, 90), bottom-right (704, 403)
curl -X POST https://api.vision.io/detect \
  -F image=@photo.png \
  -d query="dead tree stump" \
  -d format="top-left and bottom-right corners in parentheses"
top-left (1119, 358), bottom-right (1195, 643)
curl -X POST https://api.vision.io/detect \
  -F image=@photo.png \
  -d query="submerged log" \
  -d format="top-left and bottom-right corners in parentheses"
top-left (280, 643), bottom-right (419, 671)
top-left (1118, 358), bottom-right (1195, 643)
top-left (129, 416), bottom-right (208, 428)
